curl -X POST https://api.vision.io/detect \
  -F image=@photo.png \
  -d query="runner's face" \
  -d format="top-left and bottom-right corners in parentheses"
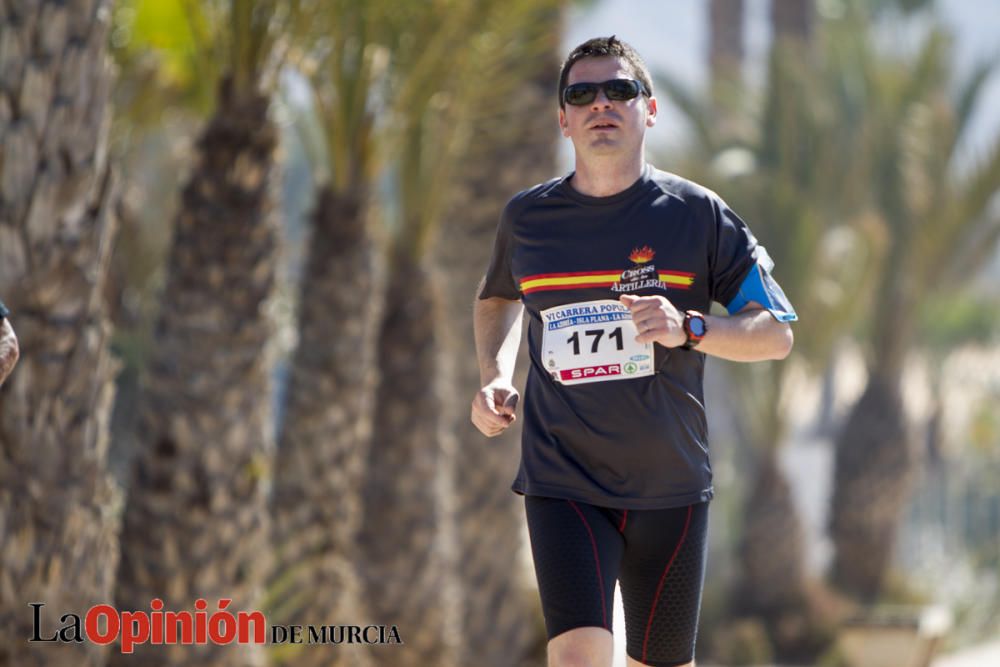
top-left (559, 56), bottom-right (656, 159)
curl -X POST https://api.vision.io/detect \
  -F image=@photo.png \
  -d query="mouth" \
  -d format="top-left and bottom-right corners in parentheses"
top-left (589, 122), bottom-right (619, 130)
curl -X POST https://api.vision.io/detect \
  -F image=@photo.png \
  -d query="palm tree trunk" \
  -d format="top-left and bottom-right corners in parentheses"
top-left (710, 0), bottom-right (745, 76)
top-left (730, 362), bottom-right (820, 660)
top-left (268, 186), bottom-right (380, 667)
top-left (770, 0), bottom-right (816, 46)
top-left (708, 0), bottom-right (746, 120)
top-left (739, 455), bottom-right (808, 613)
top-left (435, 35), bottom-right (561, 667)
top-left (0, 2), bottom-right (120, 665)
top-left (829, 372), bottom-right (914, 600)
top-left (358, 249), bottom-right (460, 667)
top-left (112, 77), bottom-right (280, 667)
top-left (738, 451), bottom-right (826, 660)
top-left (829, 217), bottom-right (918, 601)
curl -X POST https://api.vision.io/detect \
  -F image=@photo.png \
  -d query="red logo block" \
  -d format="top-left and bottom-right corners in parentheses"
top-left (561, 364), bottom-right (622, 381)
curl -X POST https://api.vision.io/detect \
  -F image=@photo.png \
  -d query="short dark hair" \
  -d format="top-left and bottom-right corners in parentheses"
top-left (557, 35), bottom-right (653, 109)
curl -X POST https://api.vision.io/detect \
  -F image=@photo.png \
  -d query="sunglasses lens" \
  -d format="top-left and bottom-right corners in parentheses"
top-left (564, 83), bottom-right (598, 106)
top-left (605, 79), bottom-right (641, 100)
top-left (563, 80), bottom-right (644, 105)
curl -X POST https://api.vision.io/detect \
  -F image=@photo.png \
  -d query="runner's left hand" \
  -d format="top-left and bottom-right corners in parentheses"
top-left (619, 294), bottom-right (686, 348)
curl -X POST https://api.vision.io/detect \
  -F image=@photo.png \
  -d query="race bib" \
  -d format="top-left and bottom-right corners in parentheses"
top-left (541, 299), bottom-right (654, 386)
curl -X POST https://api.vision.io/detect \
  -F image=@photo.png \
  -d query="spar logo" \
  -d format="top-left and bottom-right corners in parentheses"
top-left (560, 363), bottom-right (622, 381)
top-left (28, 600), bottom-right (403, 653)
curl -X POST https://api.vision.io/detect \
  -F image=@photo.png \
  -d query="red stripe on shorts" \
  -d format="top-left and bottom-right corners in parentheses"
top-left (568, 500), bottom-right (608, 630)
top-left (642, 504), bottom-right (693, 663)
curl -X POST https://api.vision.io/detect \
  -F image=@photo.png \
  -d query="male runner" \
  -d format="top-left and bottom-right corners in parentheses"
top-left (0, 300), bottom-right (18, 387)
top-left (471, 37), bottom-right (797, 667)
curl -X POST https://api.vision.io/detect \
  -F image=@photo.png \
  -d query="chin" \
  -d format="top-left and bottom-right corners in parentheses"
top-left (587, 140), bottom-right (622, 153)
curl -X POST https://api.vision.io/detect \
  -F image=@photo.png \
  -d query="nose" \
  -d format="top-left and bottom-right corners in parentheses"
top-left (590, 88), bottom-right (613, 110)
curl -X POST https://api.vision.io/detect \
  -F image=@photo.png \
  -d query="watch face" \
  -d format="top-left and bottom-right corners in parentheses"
top-left (689, 316), bottom-right (706, 337)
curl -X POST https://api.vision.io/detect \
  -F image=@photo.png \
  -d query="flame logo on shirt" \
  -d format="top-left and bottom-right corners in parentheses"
top-left (628, 246), bottom-right (656, 264)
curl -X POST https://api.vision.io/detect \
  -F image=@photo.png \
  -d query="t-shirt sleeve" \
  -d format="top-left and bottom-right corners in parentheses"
top-left (709, 195), bottom-right (759, 308)
top-left (708, 194), bottom-right (798, 322)
top-left (478, 200), bottom-right (522, 301)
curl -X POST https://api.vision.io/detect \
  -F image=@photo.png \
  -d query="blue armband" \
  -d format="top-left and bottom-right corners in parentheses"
top-left (725, 248), bottom-right (798, 322)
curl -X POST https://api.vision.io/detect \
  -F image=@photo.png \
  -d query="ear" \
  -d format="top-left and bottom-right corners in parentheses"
top-left (558, 107), bottom-right (570, 137)
top-left (646, 96), bottom-right (658, 128)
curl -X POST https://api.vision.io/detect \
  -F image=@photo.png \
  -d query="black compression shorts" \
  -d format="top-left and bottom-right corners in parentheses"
top-left (525, 496), bottom-right (709, 667)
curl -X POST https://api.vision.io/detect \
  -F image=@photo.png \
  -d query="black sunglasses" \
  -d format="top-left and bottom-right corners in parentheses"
top-left (562, 78), bottom-right (649, 106)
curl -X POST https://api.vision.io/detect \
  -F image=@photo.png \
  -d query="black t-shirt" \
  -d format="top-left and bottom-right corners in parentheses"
top-left (480, 164), bottom-right (792, 509)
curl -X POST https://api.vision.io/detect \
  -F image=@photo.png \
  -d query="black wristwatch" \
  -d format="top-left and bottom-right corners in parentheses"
top-left (682, 310), bottom-right (707, 349)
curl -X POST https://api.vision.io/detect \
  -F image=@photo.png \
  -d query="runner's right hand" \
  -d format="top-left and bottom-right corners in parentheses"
top-left (471, 381), bottom-right (519, 438)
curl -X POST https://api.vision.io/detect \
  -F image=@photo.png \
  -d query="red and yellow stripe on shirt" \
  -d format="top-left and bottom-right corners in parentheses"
top-left (520, 269), bottom-right (695, 294)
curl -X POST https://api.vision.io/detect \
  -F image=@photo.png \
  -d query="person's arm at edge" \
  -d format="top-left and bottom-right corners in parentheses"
top-left (471, 277), bottom-right (524, 437)
top-left (0, 318), bottom-right (19, 386)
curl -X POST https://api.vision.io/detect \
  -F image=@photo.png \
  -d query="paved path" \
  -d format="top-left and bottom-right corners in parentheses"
top-left (932, 639), bottom-right (1000, 667)
top-left (610, 575), bottom-right (999, 667)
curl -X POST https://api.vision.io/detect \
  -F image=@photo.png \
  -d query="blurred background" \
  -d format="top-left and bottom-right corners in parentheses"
top-left (1, 0), bottom-right (998, 666)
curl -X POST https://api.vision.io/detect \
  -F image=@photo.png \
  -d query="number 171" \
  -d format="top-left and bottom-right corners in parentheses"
top-left (567, 328), bottom-right (624, 355)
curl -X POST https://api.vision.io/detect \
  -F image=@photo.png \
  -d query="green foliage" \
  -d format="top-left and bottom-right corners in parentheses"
top-left (807, 5), bottom-right (1000, 361)
top-left (968, 396), bottom-right (1000, 456)
top-left (121, 1), bottom-right (212, 85)
top-left (281, 0), bottom-right (387, 189)
top-left (112, 0), bottom-right (223, 117)
top-left (113, 0), bottom-right (296, 121)
top-left (817, 12), bottom-right (1000, 381)
top-left (287, 0), bottom-right (562, 257)
top-left (656, 20), bottom-right (883, 454)
top-left (661, 2), bottom-right (1000, 453)
top-left (389, 0), bottom-right (562, 256)
top-left (917, 293), bottom-right (1000, 352)
top-left (658, 37), bottom-right (877, 380)
top-left (866, 0), bottom-right (935, 16)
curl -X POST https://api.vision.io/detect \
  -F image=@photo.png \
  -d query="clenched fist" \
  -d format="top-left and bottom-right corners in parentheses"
top-left (619, 294), bottom-right (686, 348)
top-left (471, 380), bottom-right (520, 438)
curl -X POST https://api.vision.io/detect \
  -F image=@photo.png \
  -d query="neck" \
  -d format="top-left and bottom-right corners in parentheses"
top-left (569, 151), bottom-right (646, 197)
